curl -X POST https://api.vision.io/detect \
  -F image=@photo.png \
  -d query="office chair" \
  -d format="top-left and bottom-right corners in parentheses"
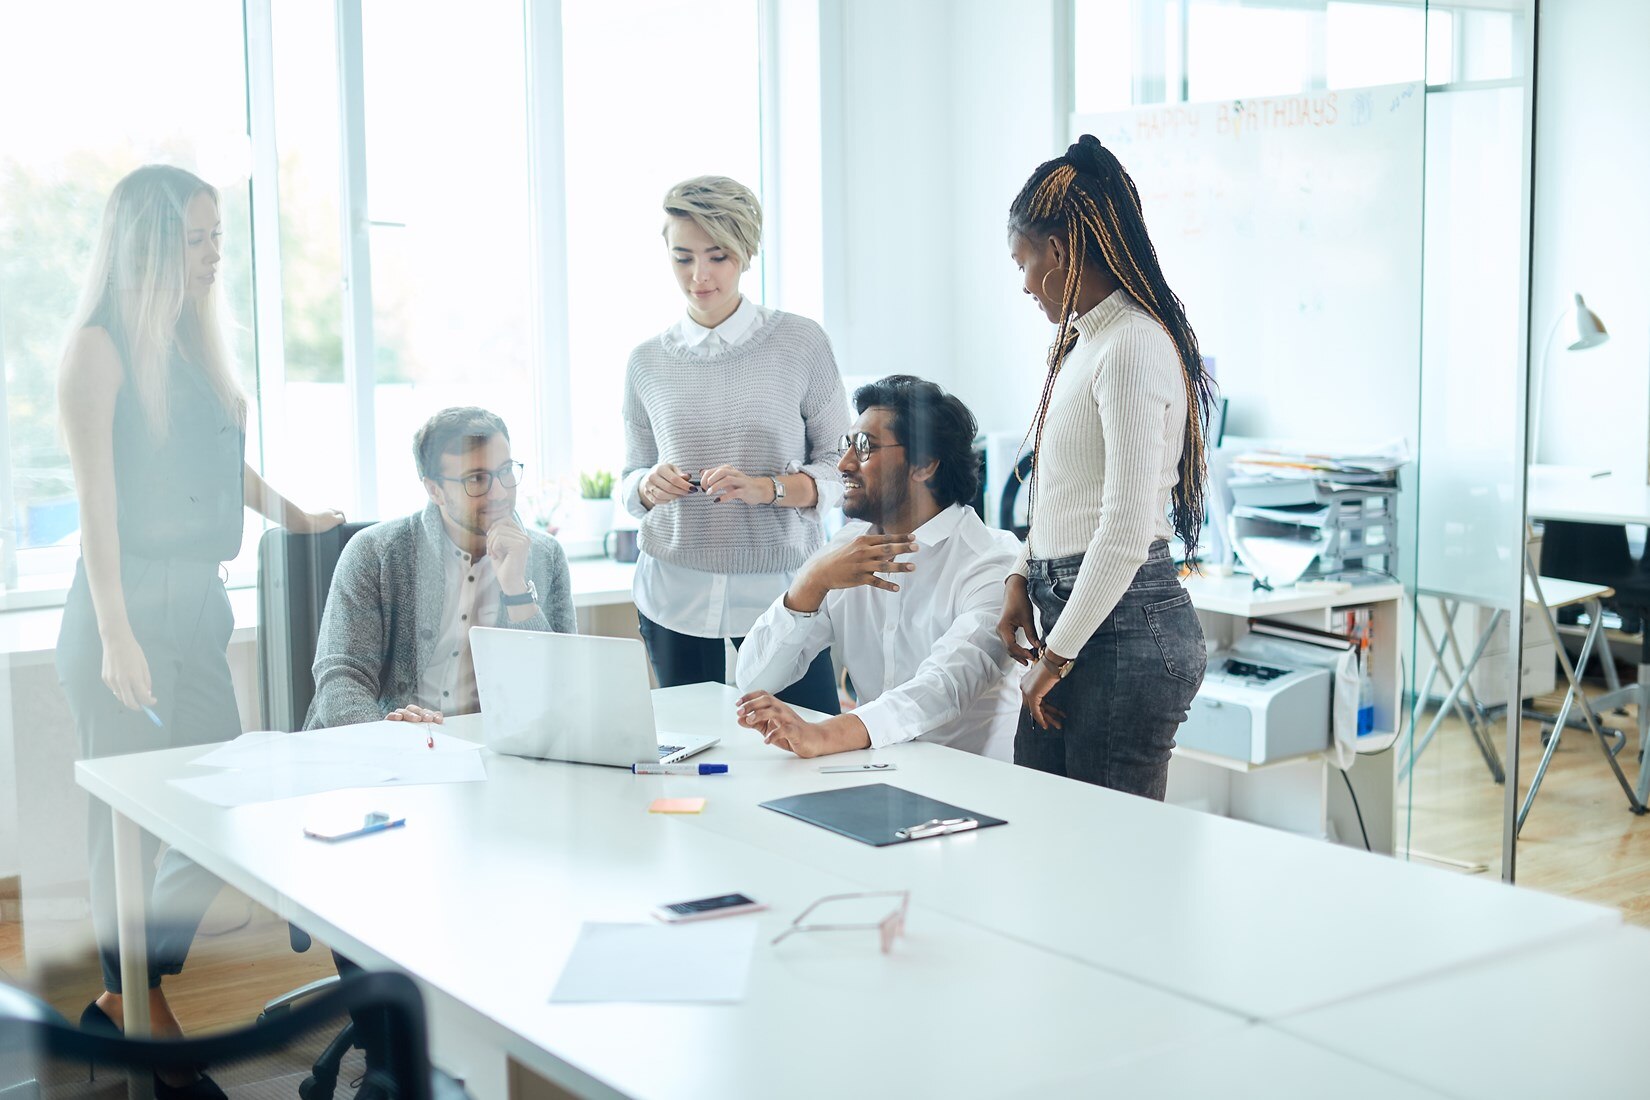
top-left (257, 522), bottom-right (377, 734)
top-left (0, 972), bottom-right (460, 1100)
top-left (254, 522), bottom-right (376, 1097)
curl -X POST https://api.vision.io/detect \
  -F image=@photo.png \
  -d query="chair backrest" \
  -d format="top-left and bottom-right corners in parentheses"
top-left (1539, 520), bottom-right (1634, 587)
top-left (0, 972), bottom-right (433, 1100)
top-left (257, 522), bottom-right (376, 732)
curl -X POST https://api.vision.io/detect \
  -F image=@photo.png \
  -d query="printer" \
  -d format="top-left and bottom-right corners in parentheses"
top-left (1178, 633), bottom-right (1334, 765)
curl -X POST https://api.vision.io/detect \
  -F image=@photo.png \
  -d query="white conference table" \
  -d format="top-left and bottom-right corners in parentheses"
top-left (77, 684), bottom-right (1627, 1099)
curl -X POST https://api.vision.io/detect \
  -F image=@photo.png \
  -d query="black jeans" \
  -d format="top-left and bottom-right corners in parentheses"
top-left (1014, 542), bottom-right (1206, 800)
top-left (637, 612), bottom-right (841, 716)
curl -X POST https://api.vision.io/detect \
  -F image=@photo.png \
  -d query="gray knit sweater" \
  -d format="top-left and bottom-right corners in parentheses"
top-left (622, 310), bottom-right (850, 575)
top-left (305, 504), bottom-right (576, 730)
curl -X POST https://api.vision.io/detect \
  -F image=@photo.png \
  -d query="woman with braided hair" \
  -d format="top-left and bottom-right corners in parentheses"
top-left (995, 135), bottom-right (1213, 799)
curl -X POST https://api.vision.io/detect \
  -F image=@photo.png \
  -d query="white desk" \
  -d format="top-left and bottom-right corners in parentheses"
top-left (1527, 464), bottom-right (1650, 526)
top-left (1280, 923), bottom-right (1650, 1099)
top-left (75, 684), bottom-right (1624, 1099)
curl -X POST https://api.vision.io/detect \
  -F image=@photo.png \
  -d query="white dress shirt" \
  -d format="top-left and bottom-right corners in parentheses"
top-left (414, 536), bottom-right (501, 715)
top-left (621, 296), bottom-right (844, 639)
top-left (735, 504), bottom-right (1022, 760)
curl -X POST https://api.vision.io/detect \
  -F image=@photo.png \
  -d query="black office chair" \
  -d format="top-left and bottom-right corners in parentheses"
top-left (257, 522), bottom-right (377, 734)
top-left (0, 972), bottom-right (458, 1100)
top-left (253, 522), bottom-right (377, 1097)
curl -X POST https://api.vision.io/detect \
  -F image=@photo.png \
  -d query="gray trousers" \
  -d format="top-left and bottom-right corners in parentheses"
top-left (57, 557), bottom-right (240, 992)
top-left (1014, 542), bottom-right (1206, 800)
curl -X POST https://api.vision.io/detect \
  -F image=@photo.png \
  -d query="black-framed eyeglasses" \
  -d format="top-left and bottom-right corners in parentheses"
top-left (436, 461), bottom-right (524, 498)
top-left (839, 432), bottom-right (906, 463)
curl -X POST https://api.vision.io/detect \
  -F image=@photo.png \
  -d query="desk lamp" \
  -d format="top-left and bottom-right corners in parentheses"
top-left (1529, 292), bottom-right (1609, 462)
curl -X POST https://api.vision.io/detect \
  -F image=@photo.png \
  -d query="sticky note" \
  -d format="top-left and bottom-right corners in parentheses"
top-left (649, 797), bottom-right (706, 814)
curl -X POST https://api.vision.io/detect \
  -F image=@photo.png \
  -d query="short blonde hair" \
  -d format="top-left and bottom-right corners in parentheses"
top-left (662, 176), bottom-right (763, 271)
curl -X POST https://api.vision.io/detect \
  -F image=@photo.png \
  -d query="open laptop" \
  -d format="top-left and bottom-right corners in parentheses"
top-left (470, 628), bottom-right (717, 766)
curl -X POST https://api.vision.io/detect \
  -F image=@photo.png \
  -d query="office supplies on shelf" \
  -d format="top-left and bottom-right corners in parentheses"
top-left (549, 921), bottom-right (757, 1004)
top-left (760, 784), bottom-right (1006, 847)
top-left (1179, 633), bottom-right (1335, 765)
top-left (649, 797), bottom-right (707, 814)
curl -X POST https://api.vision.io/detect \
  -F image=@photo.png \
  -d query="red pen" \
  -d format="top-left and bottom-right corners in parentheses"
top-left (426, 733), bottom-right (435, 750)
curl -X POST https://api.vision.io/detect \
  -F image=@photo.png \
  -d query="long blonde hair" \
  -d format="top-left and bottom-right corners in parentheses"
top-left (63, 164), bottom-right (246, 441)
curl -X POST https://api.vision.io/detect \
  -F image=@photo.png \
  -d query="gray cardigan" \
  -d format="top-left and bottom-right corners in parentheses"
top-left (305, 504), bottom-right (576, 729)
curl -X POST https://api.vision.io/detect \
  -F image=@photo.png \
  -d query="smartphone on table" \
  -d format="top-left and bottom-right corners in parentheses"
top-left (651, 893), bottom-right (766, 922)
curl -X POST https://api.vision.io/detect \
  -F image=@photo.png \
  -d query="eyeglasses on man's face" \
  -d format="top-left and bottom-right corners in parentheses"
top-left (839, 432), bottom-right (906, 463)
top-left (437, 460), bottom-right (524, 498)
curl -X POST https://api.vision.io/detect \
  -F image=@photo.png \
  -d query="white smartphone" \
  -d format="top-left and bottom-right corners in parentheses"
top-left (651, 893), bottom-right (767, 923)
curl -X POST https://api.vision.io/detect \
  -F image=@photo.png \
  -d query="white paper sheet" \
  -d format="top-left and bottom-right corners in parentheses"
top-left (174, 724), bottom-right (488, 806)
top-left (549, 921), bottom-right (758, 1004)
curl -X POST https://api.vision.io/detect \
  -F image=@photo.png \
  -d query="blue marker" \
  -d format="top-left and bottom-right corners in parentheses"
top-left (141, 705), bottom-right (164, 729)
top-left (632, 763), bottom-right (729, 776)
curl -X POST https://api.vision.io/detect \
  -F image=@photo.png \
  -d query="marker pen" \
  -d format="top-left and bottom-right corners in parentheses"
top-left (632, 763), bottom-right (729, 776)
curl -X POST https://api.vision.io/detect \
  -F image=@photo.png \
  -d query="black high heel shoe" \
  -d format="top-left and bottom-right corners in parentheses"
top-left (80, 999), bottom-right (226, 1100)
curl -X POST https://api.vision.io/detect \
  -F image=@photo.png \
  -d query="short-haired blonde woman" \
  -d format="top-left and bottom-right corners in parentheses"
top-left (622, 176), bottom-right (849, 712)
top-left (55, 165), bottom-right (342, 1088)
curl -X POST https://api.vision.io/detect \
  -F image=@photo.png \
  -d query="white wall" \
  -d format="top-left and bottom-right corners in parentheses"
top-left (823, 0), bottom-right (1062, 433)
top-left (1531, 0), bottom-right (1650, 478)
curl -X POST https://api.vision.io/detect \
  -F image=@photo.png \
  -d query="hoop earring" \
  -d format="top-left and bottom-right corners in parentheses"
top-left (1040, 266), bottom-right (1065, 302)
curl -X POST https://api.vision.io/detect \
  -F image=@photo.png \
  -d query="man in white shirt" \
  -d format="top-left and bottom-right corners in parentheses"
top-left (735, 376), bottom-right (1022, 760)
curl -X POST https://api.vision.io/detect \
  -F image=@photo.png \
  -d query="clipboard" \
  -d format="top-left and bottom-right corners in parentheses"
top-left (760, 783), bottom-right (1007, 847)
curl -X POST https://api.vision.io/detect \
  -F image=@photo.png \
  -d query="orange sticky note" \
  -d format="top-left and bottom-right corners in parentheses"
top-left (649, 797), bottom-right (706, 814)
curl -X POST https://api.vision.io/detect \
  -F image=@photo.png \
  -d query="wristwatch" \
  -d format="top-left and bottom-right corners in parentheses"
top-left (769, 475), bottom-right (786, 503)
top-left (500, 580), bottom-right (538, 607)
top-left (1042, 650), bottom-right (1076, 679)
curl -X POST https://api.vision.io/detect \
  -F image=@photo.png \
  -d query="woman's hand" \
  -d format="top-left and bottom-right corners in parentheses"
top-left (997, 575), bottom-right (1041, 666)
top-left (101, 627), bottom-right (156, 711)
top-left (1020, 655), bottom-right (1068, 731)
top-left (287, 508), bottom-right (347, 534)
top-left (700, 465), bottom-right (774, 506)
top-left (641, 462), bottom-right (695, 510)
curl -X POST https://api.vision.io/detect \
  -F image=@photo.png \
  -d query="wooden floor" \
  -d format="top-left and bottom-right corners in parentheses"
top-left (0, 889), bottom-right (336, 1034)
top-left (5, 685), bottom-right (1648, 1038)
top-left (1404, 680), bottom-right (1650, 926)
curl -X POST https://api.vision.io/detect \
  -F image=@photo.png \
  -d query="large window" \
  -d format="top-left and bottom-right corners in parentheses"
top-left (0, 0), bottom-right (257, 599)
top-left (0, 0), bottom-right (773, 601)
top-left (560, 0), bottom-right (763, 480)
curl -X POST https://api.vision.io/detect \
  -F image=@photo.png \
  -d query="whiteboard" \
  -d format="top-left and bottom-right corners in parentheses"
top-left (1074, 83), bottom-right (1425, 448)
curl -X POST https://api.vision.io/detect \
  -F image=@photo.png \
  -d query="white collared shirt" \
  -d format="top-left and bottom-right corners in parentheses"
top-left (735, 504), bottom-right (1023, 760)
top-left (415, 537), bottom-right (502, 715)
top-left (623, 295), bottom-right (838, 639)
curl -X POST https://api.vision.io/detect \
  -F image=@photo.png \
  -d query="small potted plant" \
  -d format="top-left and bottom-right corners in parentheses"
top-left (568, 470), bottom-right (615, 541)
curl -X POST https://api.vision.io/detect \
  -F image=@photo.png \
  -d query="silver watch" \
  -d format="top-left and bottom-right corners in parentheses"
top-left (500, 580), bottom-right (538, 607)
top-left (770, 475), bottom-right (786, 502)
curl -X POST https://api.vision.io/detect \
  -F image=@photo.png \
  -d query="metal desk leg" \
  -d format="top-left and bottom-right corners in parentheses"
top-left (1523, 581), bottom-right (1646, 829)
top-left (1637, 658), bottom-right (1650, 806)
top-left (1403, 610), bottom-right (1503, 781)
top-left (1418, 604), bottom-right (1504, 782)
top-left (1517, 599), bottom-right (1608, 833)
top-left (111, 810), bottom-right (154, 1100)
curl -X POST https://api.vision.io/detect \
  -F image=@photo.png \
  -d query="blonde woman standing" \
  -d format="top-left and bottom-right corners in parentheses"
top-left (622, 176), bottom-right (848, 713)
top-left (56, 165), bottom-right (342, 1085)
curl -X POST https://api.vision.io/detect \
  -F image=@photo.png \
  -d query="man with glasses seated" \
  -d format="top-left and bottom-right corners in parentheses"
top-left (734, 376), bottom-right (1021, 761)
top-left (306, 406), bottom-right (575, 729)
